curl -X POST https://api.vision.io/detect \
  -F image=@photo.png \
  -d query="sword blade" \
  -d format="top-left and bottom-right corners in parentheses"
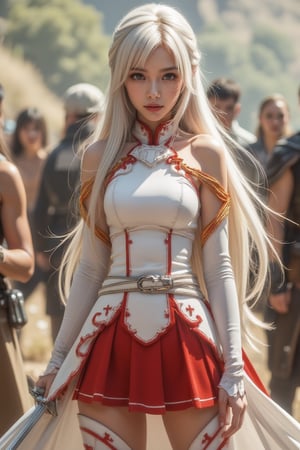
top-left (6, 404), bottom-right (47, 450)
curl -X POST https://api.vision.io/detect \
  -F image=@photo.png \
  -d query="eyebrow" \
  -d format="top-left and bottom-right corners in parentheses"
top-left (130, 66), bottom-right (178, 72)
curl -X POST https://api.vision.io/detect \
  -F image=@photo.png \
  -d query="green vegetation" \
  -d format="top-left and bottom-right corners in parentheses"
top-left (1, 0), bottom-right (299, 131)
top-left (195, 0), bottom-right (300, 129)
top-left (199, 23), bottom-right (298, 129)
top-left (4, 0), bottom-right (110, 96)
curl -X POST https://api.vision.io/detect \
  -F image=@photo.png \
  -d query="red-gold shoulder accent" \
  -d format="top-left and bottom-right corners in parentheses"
top-left (104, 154), bottom-right (137, 187)
top-left (181, 163), bottom-right (231, 245)
top-left (79, 177), bottom-right (111, 247)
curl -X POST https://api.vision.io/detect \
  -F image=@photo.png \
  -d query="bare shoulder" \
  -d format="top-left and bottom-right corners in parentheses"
top-left (0, 159), bottom-right (21, 185)
top-left (191, 134), bottom-right (225, 168)
top-left (190, 134), bottom-right (227, 184)
top-left (81, 140), bottom-right (107, 182)
top-left (0, 159), bottom-right (25, 202)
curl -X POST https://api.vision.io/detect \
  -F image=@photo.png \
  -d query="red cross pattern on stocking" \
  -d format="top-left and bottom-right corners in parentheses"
top-left (201, 429), bottom-right (228, 449)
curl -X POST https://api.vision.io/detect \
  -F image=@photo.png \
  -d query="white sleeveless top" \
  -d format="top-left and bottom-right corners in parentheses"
top-left (104, 120), bottom-right (200, 278)
top-left (96, 121), bottom-right (219, 346)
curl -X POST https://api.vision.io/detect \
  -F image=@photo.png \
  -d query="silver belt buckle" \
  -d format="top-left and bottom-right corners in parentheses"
top-left (137, 274), bottom-right (173, 293)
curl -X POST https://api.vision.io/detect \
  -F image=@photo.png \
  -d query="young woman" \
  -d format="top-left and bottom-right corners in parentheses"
top-left (0, 132), bottom-right (34, 435)
top-left (249, 94), bottom-right (291, 169)
top-left (265, 86), bottom-right (300, 416)
top-left (1, 4), bottom-right (300, 449)
top-left (11, 107), bottom-right (48, 299)
top-left (11, 107), bottom-right (48, 214)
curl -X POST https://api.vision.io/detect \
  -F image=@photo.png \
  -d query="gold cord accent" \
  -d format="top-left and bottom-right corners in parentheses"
top-left (80, 161), bottom-right (230, 247)
top-left (79, 177), bottom-right (111, 247)
top-left (181, 162), bottom-right (231, 245)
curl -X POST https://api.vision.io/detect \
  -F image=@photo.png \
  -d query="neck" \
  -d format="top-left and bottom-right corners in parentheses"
top-left (263, 135), bottom-right (279, 153)
top-left (133, 119), bottom-right (176, 146)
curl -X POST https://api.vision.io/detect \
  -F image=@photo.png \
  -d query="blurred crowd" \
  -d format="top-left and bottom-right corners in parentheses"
top-left (0, 76), bottom-right (299, 435)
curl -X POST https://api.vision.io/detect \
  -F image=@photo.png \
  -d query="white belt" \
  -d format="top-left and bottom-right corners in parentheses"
top-left (98, 274), bottom-right (202, 298)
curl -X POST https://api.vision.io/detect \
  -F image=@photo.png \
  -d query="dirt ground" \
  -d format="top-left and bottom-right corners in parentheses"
top-left (20, 284), bottom-right (300, 449)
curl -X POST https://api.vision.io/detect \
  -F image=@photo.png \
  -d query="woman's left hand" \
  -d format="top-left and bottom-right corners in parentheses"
top-left (218, 387), bottom-right (247, 439)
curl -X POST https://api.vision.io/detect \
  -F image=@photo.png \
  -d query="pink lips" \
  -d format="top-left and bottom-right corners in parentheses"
top-left (144, 104), bottom-right (163, 112)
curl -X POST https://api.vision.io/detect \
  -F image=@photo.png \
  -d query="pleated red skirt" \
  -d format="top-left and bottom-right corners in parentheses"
top-left (73, 297), bottom-right (224, 414)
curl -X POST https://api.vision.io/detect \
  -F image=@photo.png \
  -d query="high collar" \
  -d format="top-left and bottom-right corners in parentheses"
top-left (132, 120), bottom-right (175, 146)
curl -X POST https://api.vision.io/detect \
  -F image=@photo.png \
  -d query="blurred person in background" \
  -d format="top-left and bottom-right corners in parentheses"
top-left (249, 94), bottom-right (291, 170)
top-left (248, 95), bottom-right (292, 312)
top-left (0, 127), bottom-right (34, 434)
top-left (33, 83), bottom-right (104, 343)
top-left (207, 77), bottom-right (256, 148)
top-left (207, 77), bottom-right (260, 187)
top-left (10, 107), bottom-right (48, 299)
top-left (265, 86), bottom-right (300, 416)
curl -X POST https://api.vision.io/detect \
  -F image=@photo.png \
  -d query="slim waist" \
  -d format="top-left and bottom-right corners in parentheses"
top-left (99, 274), bottom-right (202, 298)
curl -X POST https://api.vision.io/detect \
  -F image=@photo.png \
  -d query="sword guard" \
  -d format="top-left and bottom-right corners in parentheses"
top-left (29, 381), bottom-right (58, 416)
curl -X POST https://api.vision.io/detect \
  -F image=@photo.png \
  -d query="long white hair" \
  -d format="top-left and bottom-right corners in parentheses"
top-left (61, 3), bottom-right (273, 343)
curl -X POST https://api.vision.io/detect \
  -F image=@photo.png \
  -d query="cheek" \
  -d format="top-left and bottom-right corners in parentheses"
top-left (19, 130), bottom-right (29, 144)
top-left (261, 117), bottom-right (271, 129)
top-left (169, 83), bottom-right (183, 103)
top-left (175, 81), bottom-right (183, 95)
top-left (125, 83), bottom-right (139, 106)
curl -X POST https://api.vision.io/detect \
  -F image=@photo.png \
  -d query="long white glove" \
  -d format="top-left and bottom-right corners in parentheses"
top-left (43, 225), bottom-right (111, 374)
top-left (202, 219), bottom-right (244, 397)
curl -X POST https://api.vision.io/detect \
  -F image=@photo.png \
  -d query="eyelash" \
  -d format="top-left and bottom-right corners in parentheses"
top-left (129, 73), bottom-right (178, 81)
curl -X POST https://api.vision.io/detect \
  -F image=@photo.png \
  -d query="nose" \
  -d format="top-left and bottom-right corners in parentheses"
top-left (147, 81), bottom-right (160, 99)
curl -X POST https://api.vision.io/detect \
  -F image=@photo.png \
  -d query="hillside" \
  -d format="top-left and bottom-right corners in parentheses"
top-left (84, 0), bottom-right (300, 45)
top-left (82, 0), bottom-right (300, 129)
top-left (1, 0), bottom-right (299, 132)
top-left (0, 46), bottom-right (64, 142)
top-left (83, 0), bottom-right (300, 78)
top-left (198, 0), bottom-right (300, 74)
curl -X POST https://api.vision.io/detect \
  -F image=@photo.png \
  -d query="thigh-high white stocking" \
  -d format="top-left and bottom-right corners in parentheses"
top-left (78, 414), bottom-right (131, 450)
top-left (189, 415), bottom-right (229, 450)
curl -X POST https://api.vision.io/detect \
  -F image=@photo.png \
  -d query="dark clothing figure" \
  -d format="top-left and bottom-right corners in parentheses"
top-left (247, 139), bottom-right (272, 210)
top-left (265, 132), bottom-right (300, 415)
top-left (230, 136), bottom-right (266, 201)
top-left (34, 121), bottom-right (94, 341)
top-left (248, 138), bottom-right (271, 170)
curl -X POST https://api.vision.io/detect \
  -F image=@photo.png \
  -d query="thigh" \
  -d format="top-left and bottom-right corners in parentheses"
top-left (162, 405), bottom-right (218, 450)
top-left (78, 401), bottom-right (147, 450)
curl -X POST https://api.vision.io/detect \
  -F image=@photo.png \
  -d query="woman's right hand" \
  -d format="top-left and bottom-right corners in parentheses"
top-left (35, 373), bottom-right (57, 398)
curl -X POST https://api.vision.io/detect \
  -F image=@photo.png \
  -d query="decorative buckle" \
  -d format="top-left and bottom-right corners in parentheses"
top-left (137, 275), bottom-right (173, 293)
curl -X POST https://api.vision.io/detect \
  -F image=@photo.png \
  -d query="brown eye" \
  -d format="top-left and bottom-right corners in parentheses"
top-left (130, 73), bottom-right (145, 80)
top-left (162, 73), bottom-right (177, 80)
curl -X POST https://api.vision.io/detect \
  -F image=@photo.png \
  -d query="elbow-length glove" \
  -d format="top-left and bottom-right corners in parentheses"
top-left (43, 225), bottom-right (110, 375)
top-left (202, 219), bottom-right (244, 397)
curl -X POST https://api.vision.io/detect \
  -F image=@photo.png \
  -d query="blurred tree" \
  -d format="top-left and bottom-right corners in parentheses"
top-left (0, 0), bottom-right (11, 17)
top-left (199, 27), bottom-right (250, 80)
top-left (250, 44), bottom-right (281, 75)
top-left (200, 27), bottom-right (233, 77)
top-left (252, 25), bottom-right (294, 69)
top-left (198, 23), bottom-right (298, 131)
top-left (5, 0), bottom-right (110, 95)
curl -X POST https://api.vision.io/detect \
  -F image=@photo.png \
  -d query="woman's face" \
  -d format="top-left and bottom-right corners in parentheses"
top-left (259, 99), bottom-right (289, 140)
top-left (124, 46), bottom-right (183, 131)
top-left (18, 121), bottom-right (43, 153)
